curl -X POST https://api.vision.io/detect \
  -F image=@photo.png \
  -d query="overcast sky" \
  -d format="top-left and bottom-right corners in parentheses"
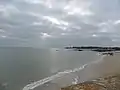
top-left (0, 0), bottom-right (120, 48)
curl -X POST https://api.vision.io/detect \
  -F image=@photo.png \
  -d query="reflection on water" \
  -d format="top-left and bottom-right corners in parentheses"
top-left (0, 47), bottom-right (100, 90)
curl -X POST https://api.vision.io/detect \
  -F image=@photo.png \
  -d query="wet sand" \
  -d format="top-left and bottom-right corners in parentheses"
top-left (61, 53), bottom-right (120, 90)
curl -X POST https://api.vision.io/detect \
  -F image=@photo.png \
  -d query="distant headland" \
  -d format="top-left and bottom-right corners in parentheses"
top-left (64, 46), bottom-right (120, 56)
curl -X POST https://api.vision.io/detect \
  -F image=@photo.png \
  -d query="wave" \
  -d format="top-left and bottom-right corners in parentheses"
top-left (22, 63), bottom-right (88, 90)
top-left (23, 54), bottom-right (120, 90)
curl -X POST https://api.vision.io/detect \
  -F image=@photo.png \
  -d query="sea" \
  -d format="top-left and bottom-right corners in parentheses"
top-left (0, 47), bottom-right (102, 90)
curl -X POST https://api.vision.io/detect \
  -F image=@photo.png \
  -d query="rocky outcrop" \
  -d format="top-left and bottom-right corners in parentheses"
top-left (61, 74), bottom-right (120, 90)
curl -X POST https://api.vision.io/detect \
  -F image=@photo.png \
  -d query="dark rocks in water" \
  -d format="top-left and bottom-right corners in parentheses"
top-left (77, 49), bottom-right (83, 51)
top-left (74, 49), bottom-right (83, 51)
top-left (101, 52), bottom-right (114, 56)
top-left (91, 49), bottom-right (114, 52)
top-left (65, 46), bottom-right (120, 52)
top-left (61, 74), bottom-right (120, 90)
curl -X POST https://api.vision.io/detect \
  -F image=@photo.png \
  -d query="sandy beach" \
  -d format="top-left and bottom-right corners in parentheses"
top-left (76, 52), bottom-right (120, 81)
top-left (23, 52), bottom-right (120, 90)
top-left (50, 53), bottom-right (120, 86)
top-left (61, 52), bottom-right (120, 90)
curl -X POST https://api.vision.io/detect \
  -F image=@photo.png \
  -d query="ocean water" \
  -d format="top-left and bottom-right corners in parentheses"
top-left (0, 47), bottom-right (101, 90)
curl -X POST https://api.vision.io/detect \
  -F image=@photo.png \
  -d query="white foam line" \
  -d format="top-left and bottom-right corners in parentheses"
top-left (23, 55), bottom-right (105, 90)
top-left (22, 65), bottom-right (88, 90)
top-left (23, 71), bottom-right (71, 90)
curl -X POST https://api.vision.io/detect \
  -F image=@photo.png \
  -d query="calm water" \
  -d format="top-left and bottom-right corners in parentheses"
top-left (0, 47), bottom-right (101, 90)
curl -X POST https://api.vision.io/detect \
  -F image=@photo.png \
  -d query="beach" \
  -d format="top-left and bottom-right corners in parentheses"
top-left (24, 52), bottom-right (120, 90)
top-left (61, 74), bottom-right (120, 90)
top-left (61, 52), bottom-right (120, 90)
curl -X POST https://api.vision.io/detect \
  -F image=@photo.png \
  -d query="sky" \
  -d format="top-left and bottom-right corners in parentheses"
top-left (0, 0), bottom-right (120, 48)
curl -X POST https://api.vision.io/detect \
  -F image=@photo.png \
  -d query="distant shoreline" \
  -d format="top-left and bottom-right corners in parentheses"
top-left (65, 46), bottom-right (120, 52)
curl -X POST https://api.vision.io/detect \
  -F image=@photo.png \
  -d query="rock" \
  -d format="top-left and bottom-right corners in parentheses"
top-left (61, 74), bottom-right (120, 90)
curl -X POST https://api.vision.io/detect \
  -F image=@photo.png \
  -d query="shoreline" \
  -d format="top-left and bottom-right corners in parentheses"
top-left (61, 74), bottom-right (120, 90)
top-left (61, 53), bottom-right (120, 90)
top-left (23, 53), bottom-right (120, 90)
top-left (75, 53), bottom-right (120, 82)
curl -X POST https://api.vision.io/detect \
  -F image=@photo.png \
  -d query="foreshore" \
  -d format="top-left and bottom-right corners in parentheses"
top-left (61, 53), bottom-right (120, 90)
top-left (61, 74), bottom-right (120, 90)
top-left (23, 52), bottom-right (120, 90)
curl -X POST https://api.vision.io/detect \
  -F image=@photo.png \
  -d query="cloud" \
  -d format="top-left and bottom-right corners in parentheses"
top-left (24, 0), bottom-right (42, 4)
top-left (63, 0), bottom-right (94, 16)
top-left (114, 20), bottom-right (120, 25)
top-left (40, 32), bottom-right (52, 39)
top-left (0, 0), bottom-right (120, 47)
top-left (43, 16), bottom-right (69, 26)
